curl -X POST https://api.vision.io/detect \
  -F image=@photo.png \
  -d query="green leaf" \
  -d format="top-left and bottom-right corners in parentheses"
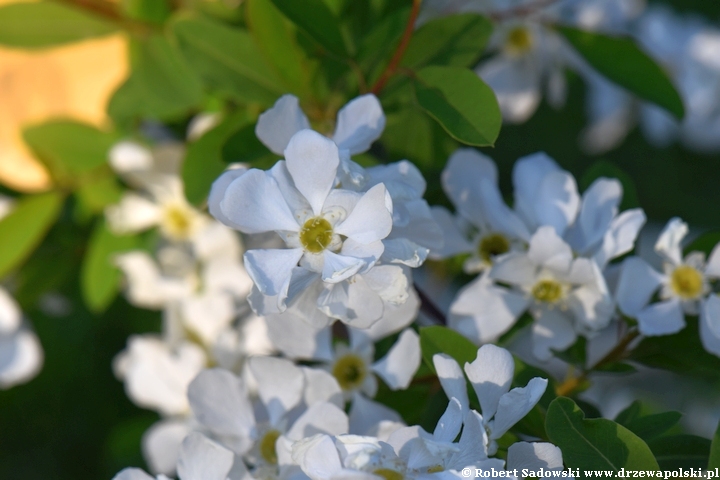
top-left (357, 7), bottom-right (409, 84)
top-left (81, 219), bottom-right (139, 313)
top-left (74, 176), bottom-right (124, 215)
top-left (0, 2), bottom-right (116, 49)
top-left (419, 325), bottom-right (478, 373)
top-left (122, 0), bottom-right (171, 24)
top-left (183, 113), bottom-right (251, 205)
top-left (0, 192), bottom-right (64, 278)
top-left (557, 26), bottom-right (684, 119)
top-left (414, 66), bottom-right (501, 147)
top-left (615, 401), bottom-right (642, 426)
top-left (580, 160), bottom-right (640, 211)
top-left (624, 411), bottom-right (682, 442)
top-left (685, 231), bottom-right (720, 256)
top-left (22, 120), bottom-right (117, 182)
top-left (246, 0), bottom-right (311, 95)
top-left (402, 14), bottom-right (492, 70)
top-left (709, 421), bottom-right (720, 469)
top-left (268, 0), bottom-right (349, 57)
top-left (108, 35), bottom-right (204, 124)
top-left (630, 317), bottom-right (720, 382)
top-left (648, 435), bottom-right (710, 469)
top-left (171, 14), bottom-right (286, 105)
top-left (546, 397), bottom-right (660, 471)
top-left (221, 122), bottom-right (274, 166)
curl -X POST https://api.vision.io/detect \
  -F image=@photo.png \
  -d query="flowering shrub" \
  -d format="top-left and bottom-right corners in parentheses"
top-left (1, 0), bottom-right (720, 478)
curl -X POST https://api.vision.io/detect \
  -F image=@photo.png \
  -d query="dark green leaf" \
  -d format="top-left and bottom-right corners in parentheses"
top-left (546, 397), bottom-right (660, 470)
top-left (0, 2), bottom-right (116, 49)
top-left (122, 0), bottom-right (171, 24)
top-left (558, 26), bottom-right (684, 119)
top-left (419, 325), bottom-right (478, 373)
top-left (108, 35), bottom-right (204, 125)
top-left (74, 175), bottom-right (124, 216)
top-left (268, 0), bottom-right (349, 57)
top-left (357, 7), bottom-right (409, 84)
top-left (630, 317), bottom-right (720, 382)
top-left (221, 122), bottom-right (274, 166)
top-left (685, 231), bottom-right (720, 256)
top-left (23, 120), bottom-right (117, 182)
top-left (246, 0), bottom-right (311, 95)
top-left (615, 401), bottom-right (642, 426)
top-left (81, 219), bottom-right (139, 313)
top-left (0, 192), bottom-right (64, 278)
top-left (402, 14), bottom-right (492, 70)
top-left (580, 160), bottom-right (640, 211)
top-left (624, 411), bottom-right (682, 442)
top-left (183, 113), bottom-right (250, 205)
top-left (414, 66), bottom-right (501, 147)
top-left (648, 435), bottom-right (710, 470)
top-left (171, 14), bottom-right (284, 105)
top-left (709, 421), bottom-right (720, 469)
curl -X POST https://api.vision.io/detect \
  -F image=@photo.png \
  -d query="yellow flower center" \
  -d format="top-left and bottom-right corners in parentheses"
top-left (479, 233), bottom-right (510, 263)
top-left (506, 26), bottom-right (534, 54)
top-left (161, 203), bottom-right (196, 240)
top-left (531, 279), bottom-right (565, 303)
top-left (670, 265), bottom-right (704, 299)
top-left (332, 354), bottom-right (367, 391)
top-left (259, 429), bottom-right (281, 464)
top-left (299, 217), bottom-right (334, 253)
top-left (373, 469), bottom-right (404, 480)
top-left (427, 465), bottom-right (444, 473)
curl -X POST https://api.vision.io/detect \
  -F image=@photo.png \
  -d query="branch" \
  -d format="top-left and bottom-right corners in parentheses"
top-left (370, 0), bottom-right (422, 95)
top-left (414, 282), bottom-right (447, 325)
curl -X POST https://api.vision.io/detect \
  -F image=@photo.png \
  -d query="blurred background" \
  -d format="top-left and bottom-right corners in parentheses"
top-left (1, 0), bottom-right (720, 478)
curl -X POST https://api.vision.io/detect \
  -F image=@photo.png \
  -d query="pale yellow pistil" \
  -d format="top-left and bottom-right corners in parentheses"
top-left (299, 217), bottom-right (334, 253)
top-left (373, 469), bottom-right (404, 480)
top-left (161, 203), bottom-right (196, 241)
top-left (670, 265), bottom-right (704, 299)
top-left (479, 233), bottom-right (511, 263)
top-left (505, 26), bottom-right (534, 55)
top-left (332, 354), bottom-right (367, 391)
top-left (531, 279), bottom-right (565, 304)
top-left (259, 429), bottom-right (281, 465)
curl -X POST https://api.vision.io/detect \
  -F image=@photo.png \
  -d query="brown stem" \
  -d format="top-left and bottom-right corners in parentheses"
top-left (370, 0), bottom-right (422, 95)
top-left (55, 0), bottom-right (155, 35)
top-left (414, 282), bottom-right (447, 326)
top-left (554, 328), bottom-right (640, 397)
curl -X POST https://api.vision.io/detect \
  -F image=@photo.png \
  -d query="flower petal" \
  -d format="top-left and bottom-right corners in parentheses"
top-left (507, 442), bottom-right (563, 471)
top-left (322, 251), bottom-right (366, 284)
top-left (637, 299), bottom-right (685, 336)
top-left (249, 356), bottom-right (305, 424)
top-left (221, 169), bottom-right (299, 233)
top-left (0, 288), bottom-right (21, 333)
top-left (266, 314), bottom-right (332, 361)
top-left (575, 178), bottom-right (623, 253)
top-left (336, 184), bottom-right (393, 244)
top-left (491, 377), bottom-right (548, 439)
top-left (142, 419), bottom-right (191, 476)
top-left (255, 94), bottom-right (310, 155)
top-left (655, 217), bottom-right (688, 266)
top-left (706, 244), bottom-right (720, 279)
top-left (208, 167), bottom-right (247, 229)
top-left (106, 193), bottom-right (161, 234)
top-left (478, 177), bottom-right (531, 241)
top-left (302, 367), bottom-right (344, 408)
top-left (433, 397), bottom-right (464, 443)
top-left (593, 208), bottom-right (646, 268)
top-left (530, 310), bottom-right (576, 361)
top-left (177, 432), bottom-right (235, 480)
top-left (244, 248), bottom-right (304, 297)
top-left (701, 296), bottom-right (720, 356)
top-left (285, 129), bottom-right (339, 215)
top-left (477, 56), bottom-right (541, 124)
top-left (187, 369), bottom-right (255, 448)
top-left (533, 170), bottom-right (580, 237)
top-left (317, 277), bottom-right (384, 328)
top-left (292, 434), bottom-right (343, 480)
top-left (112, 468), bottom-right (154, 480)
top-left (527, 226), bottom-right (573, 272)
top-left (286, 402), bottom-right (349, 440)
top-left (0, 327), bottom-right (43, 389)
top-left (615, 257), bottom-right (664, 317)
top-left (512, 152), bottom-right (561, 227)
top-left (464, 344), bottom-right (514, 421)
top-left (433, 353), bottom-right (469, 414)
top-left (371, 329), bottom-right (421, 390)
top-left (333, 94), bottom-right (386, 154)
top-left (441, 148), bottom-right (498, 228)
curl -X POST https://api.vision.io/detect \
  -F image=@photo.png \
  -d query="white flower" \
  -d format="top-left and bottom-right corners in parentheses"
top-left (434, 344), bottom-right (548, 455)
top-left (0, 287), bottom-right (43, 389)
top-left (112, 432), bottom-right (235, 480)
top-left (214, 129), bottom-right (393, 313)
top-left (187, 357), bottom-right (348, 479)
top-left (616, 218), bottom-right (720, 352)
top-left (106, 141), bottom-right (205, 242)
